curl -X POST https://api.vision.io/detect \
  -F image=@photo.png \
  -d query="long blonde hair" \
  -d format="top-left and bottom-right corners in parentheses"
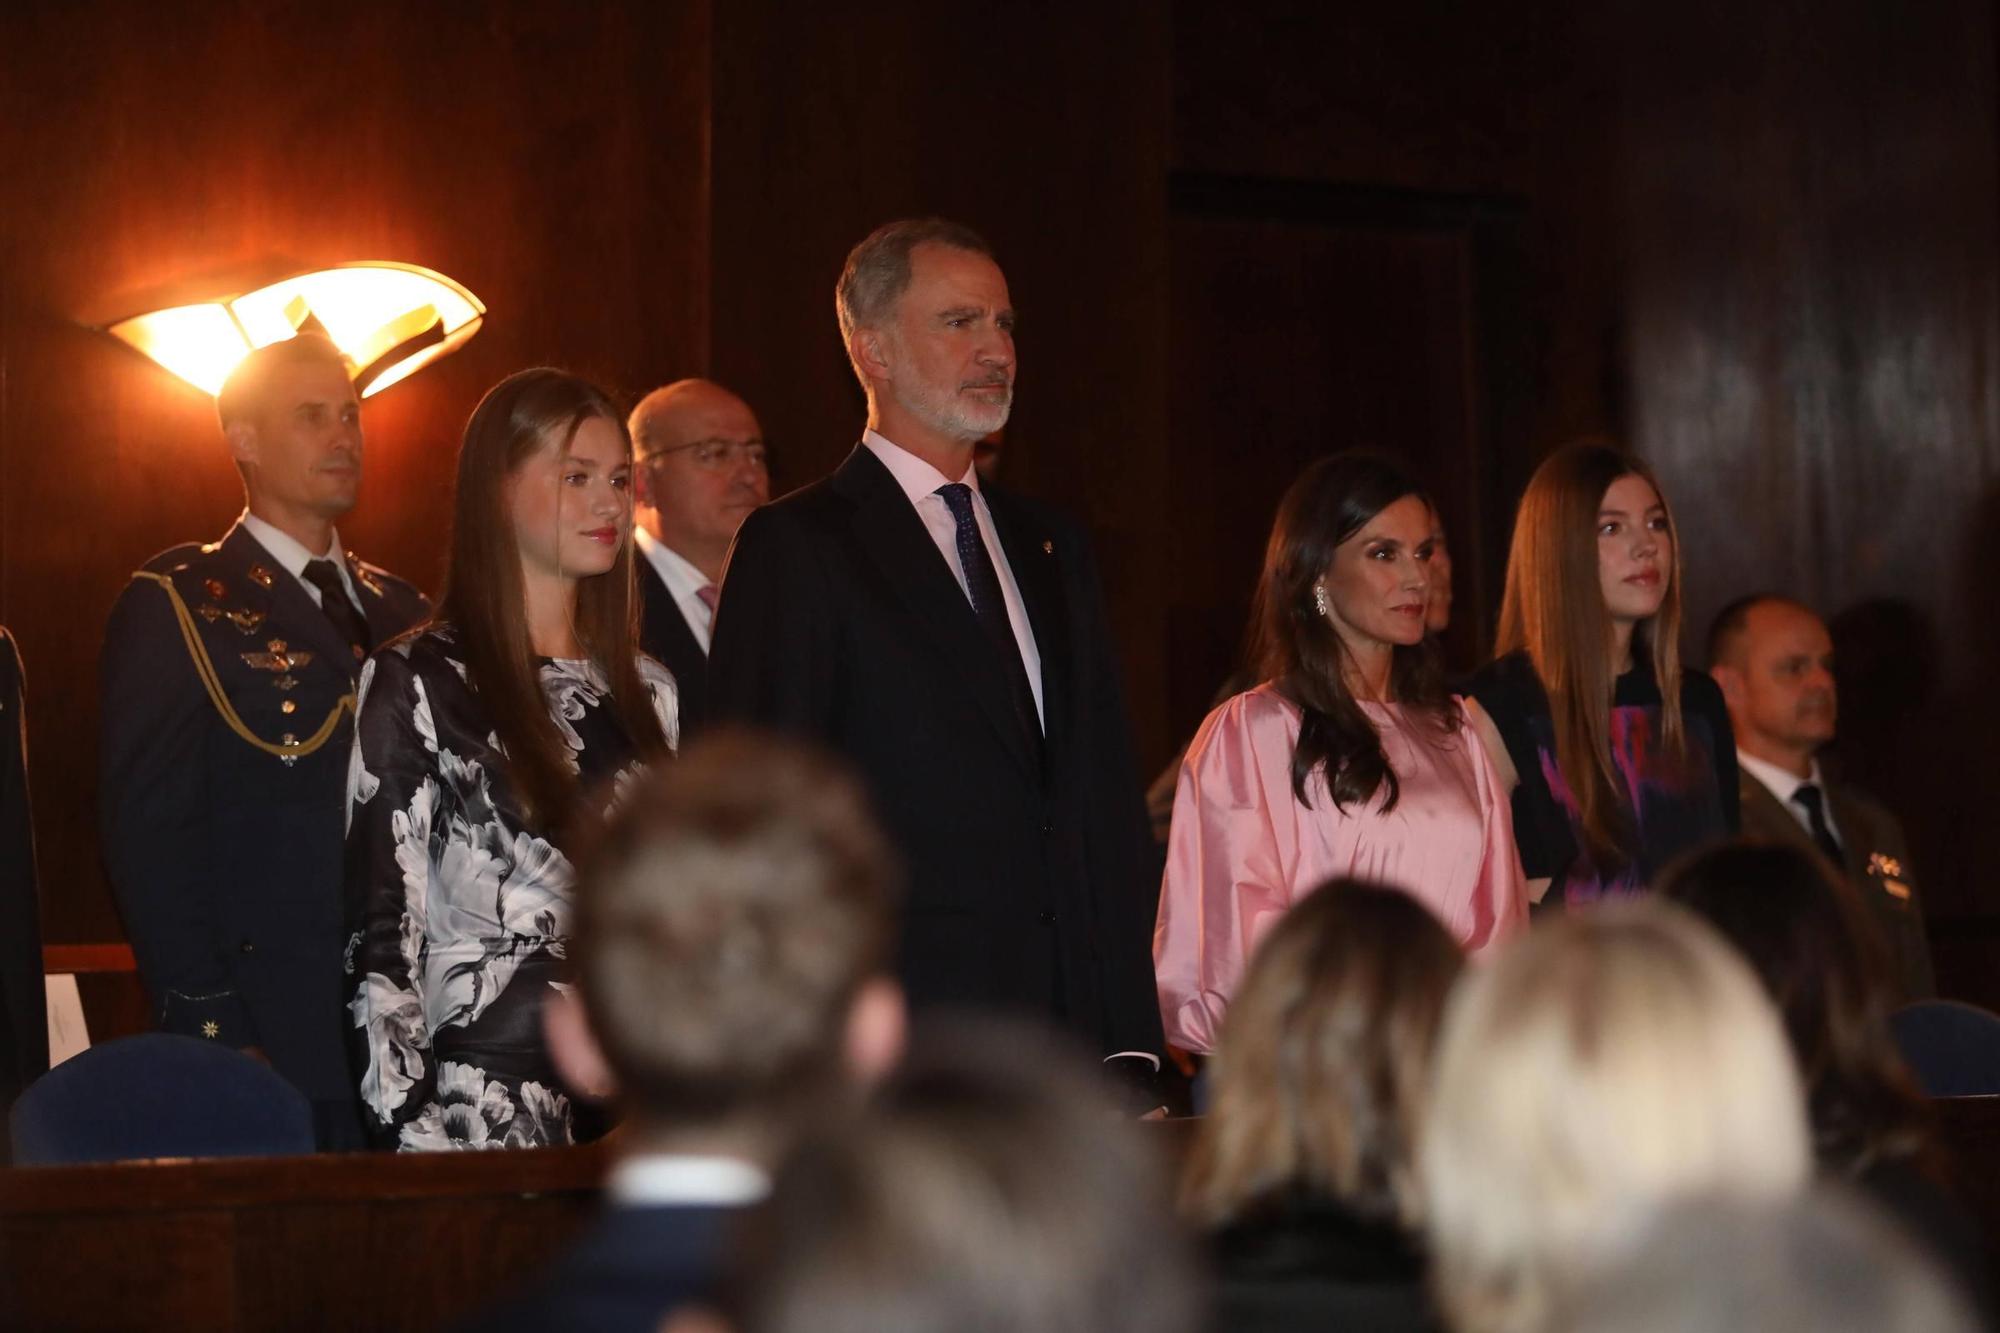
top-left (1494, 441), bottom-right (1686, 871)
top-left (1181, 881), bottom-right (1464, 1230)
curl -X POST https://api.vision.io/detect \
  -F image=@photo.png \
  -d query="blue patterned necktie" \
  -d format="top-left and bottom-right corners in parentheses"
top-left (936, 483), bottom-right (1043, 744)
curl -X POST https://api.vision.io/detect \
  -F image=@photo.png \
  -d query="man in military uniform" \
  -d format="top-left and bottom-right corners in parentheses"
top-left (99, 333), bottom-right (428, 1148)
top-left (1708, 594), bottom-right (1936, 1000)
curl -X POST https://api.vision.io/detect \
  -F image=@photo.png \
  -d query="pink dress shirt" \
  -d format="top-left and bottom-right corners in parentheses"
top-left (1153, 683), bottom-right (1527, 1053)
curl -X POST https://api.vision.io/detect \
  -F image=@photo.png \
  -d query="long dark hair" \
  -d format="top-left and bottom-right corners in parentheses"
top-left (1494, 441), bottom-right (1687, 871)
top-left (1249, 452), bottom-right (1456, 811)
top-left (434, 368), bottom-right (670, 832)
top-left (1657, 840), bottom-right (1929, 1174)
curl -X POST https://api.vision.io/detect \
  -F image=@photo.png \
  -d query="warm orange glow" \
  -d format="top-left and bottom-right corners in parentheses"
top-left (104, 262), bottom-right (486, 398)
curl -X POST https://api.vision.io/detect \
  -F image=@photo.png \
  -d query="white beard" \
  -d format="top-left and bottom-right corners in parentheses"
top-left (883, 334), bottom-right (1013, 441)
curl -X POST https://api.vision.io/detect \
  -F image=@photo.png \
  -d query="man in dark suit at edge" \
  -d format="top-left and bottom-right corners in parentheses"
top-left (707, 218), bottom-right (1167, 1102)
top-left (1708, 593), bottom-right (1936, 1000)
top-left (628, 380), bottom-right (770, 733)
top-left (99, 334), bottom-right (428, 1148)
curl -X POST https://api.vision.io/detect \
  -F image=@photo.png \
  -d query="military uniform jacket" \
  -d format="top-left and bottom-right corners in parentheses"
top-left (1738, 770), bottom-right (1936, 1001)
top-left (99, 521), bottom-right (428, 1102)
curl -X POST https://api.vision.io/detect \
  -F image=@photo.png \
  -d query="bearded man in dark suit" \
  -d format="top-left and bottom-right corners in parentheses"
top-left (707, 219), bottom-right (1165, 1098)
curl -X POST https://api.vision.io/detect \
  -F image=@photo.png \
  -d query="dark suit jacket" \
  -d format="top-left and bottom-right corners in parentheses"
top-left (99, 522), bottom-right (428, 1107)
top-left (0, 627), bottom-right (47, 1120)
top-left (468, 1201), bottom-right (739, 1333)
top-left (708, 445), bottom-right (1164, 1059)
top-left (1738, 770), bottom-right (1935, 1000)
top-left (638, 554), bottom-right (709, 734)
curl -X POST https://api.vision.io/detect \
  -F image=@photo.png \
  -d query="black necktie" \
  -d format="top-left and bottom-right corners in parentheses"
top-left (936, 484), bottom-right (1043, 747)
top-left (301, 558), bottom-right (371, 665)
top-left (1792, 783), bottom-right (1845, 866)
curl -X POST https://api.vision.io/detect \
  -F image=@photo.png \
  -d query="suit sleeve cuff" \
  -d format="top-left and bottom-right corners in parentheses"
top-left (159, 988), bottom-right (258, 1047)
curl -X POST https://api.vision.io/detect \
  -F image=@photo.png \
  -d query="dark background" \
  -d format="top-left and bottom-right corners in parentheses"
top-left (5, 1), bottom-right (1998, 1000)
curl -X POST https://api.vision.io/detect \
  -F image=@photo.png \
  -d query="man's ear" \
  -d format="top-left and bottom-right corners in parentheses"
top-left (631, 455), bottom-right (659, 510)
top-left (1711, 662), bottom-right (1746, 715)
top-left (843, 976), bottom-right (906, 1089)
top-left (225, 420), bottom-right (259, 469)
top-left (849, 326), bottom-right (893, 385)
top-left (543, 983), bottom-right (619, 1103)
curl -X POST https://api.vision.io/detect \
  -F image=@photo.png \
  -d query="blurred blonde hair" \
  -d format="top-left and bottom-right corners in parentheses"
top-left (1181, 881), bottom-right (1463, 1230)
top-left (1419, 901), bottom-right (1810, 1333)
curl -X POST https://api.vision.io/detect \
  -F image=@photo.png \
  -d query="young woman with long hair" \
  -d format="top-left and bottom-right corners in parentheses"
top-left (345, 368), bottom-right (677, 1151)
top-left (1464, 441), bottom-right (1737, 906)
top-left (1153, 453), bottom-right (1525, 1055)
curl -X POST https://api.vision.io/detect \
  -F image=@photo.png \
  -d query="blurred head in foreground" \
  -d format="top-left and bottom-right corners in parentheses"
top-left (1419, 900), bottom-right (1811, 1333)
top-left (1656, 838), bottom-right (1928, 1175)
top-left (1549, 1187), bottom-right (1978, 1333)
top-left (1183, 879), bottom-right (1464, 1231)
top-left (550, 728), bottom-right (907, 1160)
top-left (692, 1020), bottom-right (1202, 1333)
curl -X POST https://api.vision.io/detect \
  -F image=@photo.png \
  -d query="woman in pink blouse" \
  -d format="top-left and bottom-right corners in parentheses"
top-left (1155, 454), bottom-right (1527, 1054)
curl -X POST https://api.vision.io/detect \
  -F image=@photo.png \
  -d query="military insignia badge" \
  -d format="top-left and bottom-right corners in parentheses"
top-left (242, 639), bottom-right (314, 676)
top-left (1867, 852), bottom-right (1912, 902)
top-left (249, 565), bottom-right (275, 588)
top-left (204, 578), bottom-right (227, 599)
top-left (197, 603), bottom-right (225, 623)
top-left (225, 607), bottom-right (267, 634)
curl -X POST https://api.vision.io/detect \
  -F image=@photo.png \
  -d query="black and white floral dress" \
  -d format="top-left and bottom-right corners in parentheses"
top-left (343, 624), bottom-right (677, 1151)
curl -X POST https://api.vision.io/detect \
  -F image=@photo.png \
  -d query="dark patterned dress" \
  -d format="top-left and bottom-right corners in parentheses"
top-left (1465, 651), bottom-right (1738, 906)
top-left (343, 625), bottom-right (677, 1150)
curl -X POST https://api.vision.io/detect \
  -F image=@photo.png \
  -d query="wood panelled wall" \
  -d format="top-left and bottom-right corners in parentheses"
top-left (705, 1), bottom-right (1175, 781)
top-left (5, 1), bottom-right (1999, 1000)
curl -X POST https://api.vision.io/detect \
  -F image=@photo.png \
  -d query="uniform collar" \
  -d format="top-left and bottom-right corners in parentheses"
top-left (1738, 748), bottom-right (1827, 804)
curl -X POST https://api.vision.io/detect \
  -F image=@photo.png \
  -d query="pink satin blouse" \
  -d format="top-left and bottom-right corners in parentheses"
top-left (1153, 684), bottom-right (1527, 1053)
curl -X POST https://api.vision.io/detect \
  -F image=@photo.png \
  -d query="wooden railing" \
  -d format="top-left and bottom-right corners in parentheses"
top-left (3, 1102), bottom-right (1995, 1331)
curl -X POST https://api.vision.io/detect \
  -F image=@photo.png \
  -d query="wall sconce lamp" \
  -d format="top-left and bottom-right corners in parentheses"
top-left (102, 261), bottom-right (486, 398)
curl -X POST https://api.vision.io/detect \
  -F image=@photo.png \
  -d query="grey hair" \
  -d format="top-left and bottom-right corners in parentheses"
top-left (834, 218), bottom-right (995, 380)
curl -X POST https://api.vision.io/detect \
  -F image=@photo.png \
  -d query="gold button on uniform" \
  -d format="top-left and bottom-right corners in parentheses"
top-left (281, 700), bottom-right (296, 715)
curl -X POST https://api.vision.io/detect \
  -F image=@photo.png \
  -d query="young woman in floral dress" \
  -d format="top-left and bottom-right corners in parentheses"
top-left (344, 368), bottom-right (677, 1151)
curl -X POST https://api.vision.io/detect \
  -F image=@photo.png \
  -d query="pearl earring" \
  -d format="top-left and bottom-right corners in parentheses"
top-left (1313, 585), bottom-right (1330, 617)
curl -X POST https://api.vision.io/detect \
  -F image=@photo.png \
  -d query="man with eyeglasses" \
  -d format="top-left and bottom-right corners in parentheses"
top-left (628, 379), bottom-right (771, 730)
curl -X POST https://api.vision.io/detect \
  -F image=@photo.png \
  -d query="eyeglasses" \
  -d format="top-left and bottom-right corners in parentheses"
top-left (644, 437), bottom-right (770, 471)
